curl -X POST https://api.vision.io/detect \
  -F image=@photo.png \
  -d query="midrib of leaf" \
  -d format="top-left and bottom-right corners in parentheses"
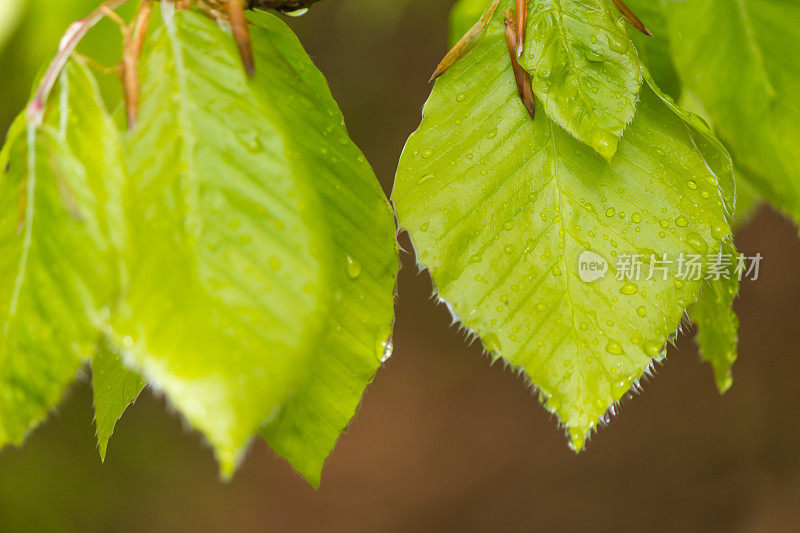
top-left (548, 120), bottom-right (585, 389)
top-left (162, 2), bottom-right (200, 248)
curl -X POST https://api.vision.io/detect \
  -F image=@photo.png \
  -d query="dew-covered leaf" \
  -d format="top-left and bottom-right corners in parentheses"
top-left (662, 0), bottom-right (800, 226)
top-left (447, 0), bottom-right (642, 160)
top-left (0, 61), bottom-right (123, 448)
top-left (115, 6), bottom-right (397, 480)
top-left (394, 13), bottom-right (735, 449)
top-left (517, 0), bottom-right (642, 159)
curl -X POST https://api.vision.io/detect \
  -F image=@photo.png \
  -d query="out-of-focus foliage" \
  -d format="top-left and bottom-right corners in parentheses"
top-left (661, 0), bottom-right (800, 227)
top-left (0, 4), bottom-right (398, 486)
top-left (0, 0), bottom-right (25, 51)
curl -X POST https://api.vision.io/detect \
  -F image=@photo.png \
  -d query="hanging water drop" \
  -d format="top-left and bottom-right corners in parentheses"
top-left (379, 337), bottom-right (394, 362)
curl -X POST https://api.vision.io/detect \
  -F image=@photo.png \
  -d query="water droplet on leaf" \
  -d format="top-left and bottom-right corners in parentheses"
top-left (345, 256), bottom-right (362, 279)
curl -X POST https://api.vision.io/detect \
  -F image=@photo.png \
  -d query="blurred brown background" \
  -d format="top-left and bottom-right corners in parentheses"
top-left (1, 1), bottom-right (799, 531)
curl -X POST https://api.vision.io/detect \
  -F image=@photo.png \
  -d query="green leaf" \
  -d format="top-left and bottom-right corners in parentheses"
top-left (516, 0), bottom-right (643, 160)
top-left (246, 12), bottom-right (398, 488)
top-left (115, 6), bottom-right (397, 480)
top-left (449, 0), bottom-right (643, 159)
top-left (91, 336), bottom-right (145, 461)
top-left (641, 73), bottom-right (735, 221)
top-left (0, 61), bottom-right (122, 448)
top-left (645, 81), bottom-right (745, 391)
top-left (662, 0), bottom-right (800, 225)
top-left (394, 14), bottom-right (735, 450)
top-left (689, 241), bottom-right (739, 393)
top-left (648, 79), bottom-right (744, 391)
top-left (116, 6), bottom-right (323, 476)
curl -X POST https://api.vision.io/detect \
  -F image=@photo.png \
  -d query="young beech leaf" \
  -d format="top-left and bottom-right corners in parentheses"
top-left (448, 0), bottom-right (642, 160)
top-left (244, 12), bottom-right (399, 488)
top-left (394, 14), bottom-right (736, 450)
top-left (662, 0), bottom-right (800, 227)
top-left (517, 0), bottom-right (642, 160)
top-left (115, 6), bottom-right (397, 480)
top-left (91, 336), bottom-right (145, 461)
top-left (0, 61), bottom-right (124, 448)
